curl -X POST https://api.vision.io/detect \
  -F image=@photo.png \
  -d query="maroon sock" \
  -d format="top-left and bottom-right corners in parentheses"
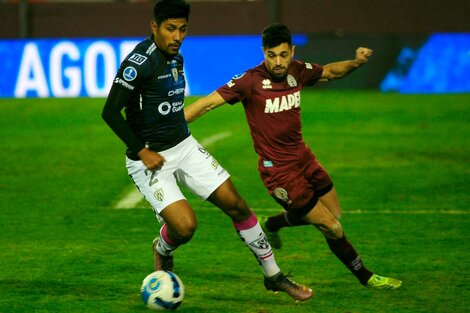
top-left (266, 211), bottom-right (310, 232)
top-left (326, 234), bottom-right (373, 285)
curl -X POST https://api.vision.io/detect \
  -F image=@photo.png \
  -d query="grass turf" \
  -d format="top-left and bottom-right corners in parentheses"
top-left (0, 91), bottom-right (469, 312)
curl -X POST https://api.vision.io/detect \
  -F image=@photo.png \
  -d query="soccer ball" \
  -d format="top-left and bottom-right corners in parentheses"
top-left (141, 271), bottom-right (184, 311)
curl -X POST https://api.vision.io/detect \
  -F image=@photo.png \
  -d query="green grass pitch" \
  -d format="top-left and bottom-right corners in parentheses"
top-left (0, 91), bottom-right (469, 312)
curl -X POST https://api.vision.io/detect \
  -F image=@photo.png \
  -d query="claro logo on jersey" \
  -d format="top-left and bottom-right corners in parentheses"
top-left (264, 91), bottom-right (301, 113)
top-left (158, 101), bottom-right (184, 115)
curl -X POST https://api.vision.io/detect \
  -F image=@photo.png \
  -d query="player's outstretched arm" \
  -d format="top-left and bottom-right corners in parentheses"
top-left (319, 47), bottom-right (373, 82)
top-left (184, 91), bottom-right (226, 123)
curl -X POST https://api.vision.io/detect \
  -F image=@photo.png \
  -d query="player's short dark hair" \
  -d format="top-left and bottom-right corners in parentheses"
top-left (262, 23), bottom-right (292, 48)
top-left (153, 0), bottom-right (190, 25)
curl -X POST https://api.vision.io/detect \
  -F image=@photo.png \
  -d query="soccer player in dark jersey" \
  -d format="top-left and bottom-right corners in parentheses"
top-left (185, 23), bottom-right (402, 290)
top-left (101, 1), bottom-right (312, 302)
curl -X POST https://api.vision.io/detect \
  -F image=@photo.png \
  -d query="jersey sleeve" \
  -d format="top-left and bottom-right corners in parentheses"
top-left (101, 50), bottom-right (153, 154)
top-left (113, 51), bottom-right (151, 92)
top-left (216, 72), bottom-right (252, 105)
top-left (102, 85), bottom-right (145, 154)
top-left (295, 60), bottom-right (323, 87)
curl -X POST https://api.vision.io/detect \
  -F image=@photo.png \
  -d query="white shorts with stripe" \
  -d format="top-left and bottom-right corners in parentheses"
top-left (126, 135), bottom-right (230, 220)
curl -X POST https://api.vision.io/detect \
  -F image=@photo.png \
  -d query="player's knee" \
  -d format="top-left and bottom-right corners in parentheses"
top-left (330, 220), bottom-right (343, 238)
top-left (227, 196), bottom-right (251, 222)
top-left (325, 219), bottom-right (343, 239)
top-left (173, 221), bottom-right (197, 244)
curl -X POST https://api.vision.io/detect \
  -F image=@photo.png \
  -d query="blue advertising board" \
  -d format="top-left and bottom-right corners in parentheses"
top-left (380, 33), bottom-right (470, 93)
top-left (2, 33), bottom-right (467, 97)
top-left (0, 35), bottom-right (307, 98)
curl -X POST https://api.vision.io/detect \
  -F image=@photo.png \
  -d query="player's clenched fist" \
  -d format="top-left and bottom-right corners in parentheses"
top-left (355, 47), bottom-right (373, 64)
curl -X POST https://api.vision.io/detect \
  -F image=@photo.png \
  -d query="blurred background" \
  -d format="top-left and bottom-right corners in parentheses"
top-left (1, 0), bottom-right (469, 97)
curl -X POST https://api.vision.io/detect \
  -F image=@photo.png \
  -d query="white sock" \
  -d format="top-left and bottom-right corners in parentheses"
top-left (233, 213), bottom-right (281, 277)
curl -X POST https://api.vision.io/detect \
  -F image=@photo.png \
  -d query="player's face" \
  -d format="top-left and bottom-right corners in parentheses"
top-left (151, 18), bottom-right (188, 56)
top-left (263, 43), bottom-right (295, 80)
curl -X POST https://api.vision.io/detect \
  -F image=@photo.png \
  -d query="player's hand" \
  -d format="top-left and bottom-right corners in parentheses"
top-left (138, 147), bottom-right (166, 171)
top-left (355, 47), bottom-right (373, 64)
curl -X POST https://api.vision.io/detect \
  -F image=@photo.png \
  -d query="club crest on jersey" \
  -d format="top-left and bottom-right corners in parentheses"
top-left (262, 79), bottom-right (272, 89)
top-left (172, 68), bottom-right (178, 82)
top-left (153, 188), bottom-right (164, 202)
top-left (287, 75), bottom-right (297, 87)
top-left (273, 187), bottom-right (293, 205)
top-left (211, 158), bottom-right (219, 170)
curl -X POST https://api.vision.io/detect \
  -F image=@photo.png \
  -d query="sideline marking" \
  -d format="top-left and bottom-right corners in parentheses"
top-left (253, 208), bottom-right (470, 215)
top-left (113, 188), bottom-right (143, 210)
top-left (114, 132), bottom-right (232, 209)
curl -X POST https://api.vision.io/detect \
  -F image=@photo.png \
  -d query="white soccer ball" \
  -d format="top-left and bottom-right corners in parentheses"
top-left (141, 271), bottom-right (184, 311)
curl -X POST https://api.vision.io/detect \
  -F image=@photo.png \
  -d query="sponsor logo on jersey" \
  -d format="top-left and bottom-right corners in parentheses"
top-left (128, 53), bottom-right (147, 65)
top-left (172, 101), bottom-right (184, 112)
top-left (262, 79), bottom-right (272, 89)
top-left (232, 73), bottom-right (245, 80)
top-left (198, 146), bottom-right (210, 157)
top-left (305, 62), bottom-right (313, 70)
top-left (287, 75), bottom-right (297, 87)
top-left (114, 77), bottom-right (135, 90)
top-left (226, 73), bottom-right (245, 88)
top-left (158, 74), bottom-right (171, 79)
top-left (263, 160), bottom-right (273, 168)
top-left (264, 91), bottom-right (301, 113)
top-left (168, 88), bottom-right (185, 96)
top-left (158, 102), bottom-right (172, 115)
top-left (158, 101), bottom-right (184, 115)
top-left (123, 66), bottom-right (137, 81)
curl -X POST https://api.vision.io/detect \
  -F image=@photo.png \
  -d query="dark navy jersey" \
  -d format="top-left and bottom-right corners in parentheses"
top-left (103, 36), bottom-right (190, 159)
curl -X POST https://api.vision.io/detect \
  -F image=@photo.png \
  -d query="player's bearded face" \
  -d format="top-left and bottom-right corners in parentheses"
top-left (151, 18), bottom-right (188, 56)
top-left (263, 43), bottom-right (294, 80)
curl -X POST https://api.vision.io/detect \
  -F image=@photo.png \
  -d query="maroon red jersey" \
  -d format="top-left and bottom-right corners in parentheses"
top-left (217, 60), bottom-right (323, 169)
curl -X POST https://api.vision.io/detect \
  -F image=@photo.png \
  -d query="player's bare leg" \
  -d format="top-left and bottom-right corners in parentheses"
top-left (208, 179), bottom-right (313, 301)
top-left (153, 200), bottom-right (197, 272)
top-left (318, 187), bottom-right (342, 219)
top-left (303, 202), bottom-right (402, 290)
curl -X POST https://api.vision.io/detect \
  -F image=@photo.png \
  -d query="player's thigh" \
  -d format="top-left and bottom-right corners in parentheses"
top-left (207, 179), bottom-right (251, 221)
top-left (303, 201), bottom-right (342, 238)
top-left (126, 157), bottom-right (186, 219)
top-left (176, 139), bottom-right (230, 200)
top-left (319, 187), bottom-right (342, 219)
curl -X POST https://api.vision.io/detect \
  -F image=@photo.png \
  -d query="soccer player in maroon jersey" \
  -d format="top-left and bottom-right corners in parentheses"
top-left (185, 23), bottom-right (402, 290)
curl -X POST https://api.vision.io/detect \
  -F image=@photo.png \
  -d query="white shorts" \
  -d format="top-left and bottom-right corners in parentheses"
top-left (126, 135), bottom-right (230, 219)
